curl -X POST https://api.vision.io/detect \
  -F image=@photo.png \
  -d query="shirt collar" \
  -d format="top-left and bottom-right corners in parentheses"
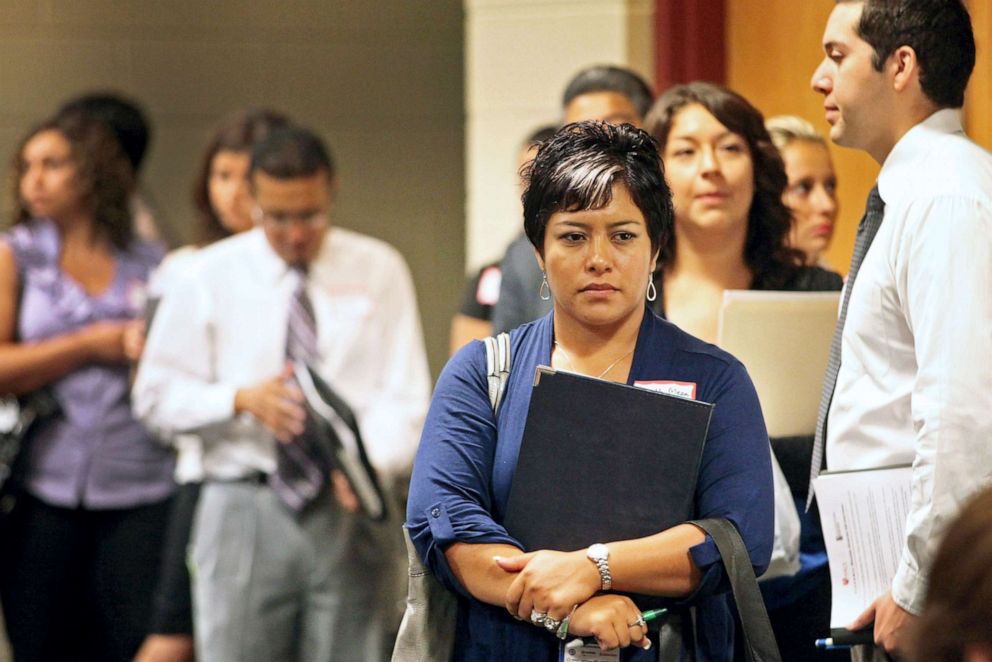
top-left (247, 226), bottom-right (333, 284)
top-left (878, 108), bottom-right (964, 205)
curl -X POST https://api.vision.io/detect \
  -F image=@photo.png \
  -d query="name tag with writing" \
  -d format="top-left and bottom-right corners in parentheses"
top-left (633, 380), bottom-right (697, 400)
top-left (560, 640), bottom-right (620, 662)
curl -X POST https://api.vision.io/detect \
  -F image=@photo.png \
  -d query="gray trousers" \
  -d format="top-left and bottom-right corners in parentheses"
top-left (190, 481), bottom-right (404, 662)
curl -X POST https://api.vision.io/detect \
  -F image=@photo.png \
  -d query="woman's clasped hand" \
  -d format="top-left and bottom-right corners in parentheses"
top-left (496, 549), bottom-right (651, 651)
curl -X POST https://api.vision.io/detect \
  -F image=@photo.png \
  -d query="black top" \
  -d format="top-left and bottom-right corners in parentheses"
top-left (457, 262), bottom-right (501, 322)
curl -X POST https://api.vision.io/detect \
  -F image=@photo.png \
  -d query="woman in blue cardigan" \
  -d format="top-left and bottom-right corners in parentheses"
top-left (406, 121), bottom-right (774, 661)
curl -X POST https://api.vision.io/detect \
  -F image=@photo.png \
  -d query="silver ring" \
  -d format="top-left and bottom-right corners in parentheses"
top-left (544, 617), bottom-right (562, 632)
top-left (530, 608), bottom-right (547, 625)
top-left (629, 613), bottom-right (646, 629)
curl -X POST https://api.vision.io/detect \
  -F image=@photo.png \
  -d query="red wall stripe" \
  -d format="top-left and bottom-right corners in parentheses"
top-left (654, 0), bottom-right (726, 93)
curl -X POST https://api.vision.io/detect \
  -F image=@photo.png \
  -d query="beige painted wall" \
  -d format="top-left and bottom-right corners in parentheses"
top-left (0, 0), bottom-right (464, 377)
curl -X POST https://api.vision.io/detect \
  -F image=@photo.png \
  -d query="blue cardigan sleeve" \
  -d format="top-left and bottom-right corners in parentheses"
top-left (405, 341), bottom-right (523, 596)
top-left (681, 358), bottom-right (775, 601)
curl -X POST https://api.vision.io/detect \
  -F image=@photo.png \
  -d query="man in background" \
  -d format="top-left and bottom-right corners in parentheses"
top-left (134, 126), bottom-right (430, 661)
top-left (448, 124), bottom-right (556, 354)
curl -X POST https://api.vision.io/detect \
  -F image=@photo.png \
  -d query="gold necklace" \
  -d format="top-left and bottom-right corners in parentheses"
top-left (553, 341), bottom-right (635, 380)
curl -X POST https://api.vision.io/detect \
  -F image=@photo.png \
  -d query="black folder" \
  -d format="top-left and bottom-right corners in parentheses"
top-left (293, 362), bottom-right (388, 521)
top-left (503, 366), bottom-right (714, 553)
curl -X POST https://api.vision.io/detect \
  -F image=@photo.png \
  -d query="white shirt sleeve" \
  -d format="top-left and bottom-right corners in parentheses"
top-left (890, 195), bottom-right (992, 613)
top-left (132, 268), bottom-right (237, 438)
top-left (357, 251), bottom-right (431, 479)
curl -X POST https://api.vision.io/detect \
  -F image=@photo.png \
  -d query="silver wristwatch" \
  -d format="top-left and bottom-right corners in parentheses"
top-left (586, 543), bottom-right (612, 591)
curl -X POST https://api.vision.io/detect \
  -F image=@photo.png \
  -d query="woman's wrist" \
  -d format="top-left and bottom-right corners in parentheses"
top-left (555, 603), bottom-right (580, 640)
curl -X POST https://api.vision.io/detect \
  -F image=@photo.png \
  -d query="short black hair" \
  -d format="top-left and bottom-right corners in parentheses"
top-left (57, 92), bottom-right (150, 172)
top-left (562, 66), bottom-right (654, 120)
top-left (250, 126), bottom-right (335, 181)
top-left (522, 121), bottom-right (673, 257)
top-left (645, 82), bottom-right (803, 289)
top-left (841, 0), bottom-right (975, 108)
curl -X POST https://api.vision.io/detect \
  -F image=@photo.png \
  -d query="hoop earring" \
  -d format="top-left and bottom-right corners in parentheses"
top-left (646, 279), bottom-right (657, 302)
top-left (539, 272), bottom-right (551, 301)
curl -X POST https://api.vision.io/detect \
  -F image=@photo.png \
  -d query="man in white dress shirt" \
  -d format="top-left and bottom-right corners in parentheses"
top-left (133, 127), bottom-right (431, 661)
top-left (810, 1), bottom-right (992, 657)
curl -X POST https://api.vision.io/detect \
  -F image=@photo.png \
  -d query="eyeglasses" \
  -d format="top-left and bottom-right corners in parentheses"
top-left (252, 206), bottom-right (328, 229)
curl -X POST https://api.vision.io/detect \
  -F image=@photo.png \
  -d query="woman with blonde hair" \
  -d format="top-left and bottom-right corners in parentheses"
top-left (765, 115), bottom-right (839, 267)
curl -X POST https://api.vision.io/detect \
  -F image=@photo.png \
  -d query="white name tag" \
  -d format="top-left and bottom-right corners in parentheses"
top-left (560, 640), bottom-right (620, 662)
top-left (633, 379), bottom-right (697, 400)
top-left (329, 294), bottom-right (374, 319)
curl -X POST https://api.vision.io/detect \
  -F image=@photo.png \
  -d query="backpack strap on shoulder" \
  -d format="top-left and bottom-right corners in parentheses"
top-left (483, 332), bottom-right (511, 414)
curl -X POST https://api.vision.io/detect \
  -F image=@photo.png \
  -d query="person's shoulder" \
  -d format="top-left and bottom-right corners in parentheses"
top-left (160, 244), bottom-right (199, 271)
top-left (507, 233), bottom-right (532, 252)
top-left (195, 228), bottom-right (258, 264)
top-left (126, 237), bottom-right (166, 268)
top-left (644, 316), bottom-right (754, 402)
top-left (502, 233), bottom-right (536, 266)
top-left (647, 312), bottom-right (738, 370)
top-left (782, 265), bottom-right (844, 292)
top-left (170, 230), bottom-right (261, 290)
top-left (326, 227), bottom-right (407, 267)
top-left (934, 132), bottom-right (992, 186)
top-left (899, 128), bottom-right (992, 204)
top-left (439, 335), bottom-right (489, 388)
top-left (1, 219), bottom-right (57, 264)
top-left (148, 245), bottom-right (200, 295)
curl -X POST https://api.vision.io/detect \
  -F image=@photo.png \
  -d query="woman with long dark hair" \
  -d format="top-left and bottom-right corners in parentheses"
top-left (0, 109), bottom-right (170, 661)
top-left (646, 82), bottom-right (843, 661)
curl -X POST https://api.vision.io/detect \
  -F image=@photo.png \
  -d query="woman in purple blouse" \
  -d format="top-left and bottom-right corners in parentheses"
top-left (0, 108), bottom-right (172, 661)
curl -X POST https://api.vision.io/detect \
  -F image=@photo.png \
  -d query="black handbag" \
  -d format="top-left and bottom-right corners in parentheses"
top-left (0, 255), bottom-right (61, 512)
top-left (0, 390), bottom-right (60, 513)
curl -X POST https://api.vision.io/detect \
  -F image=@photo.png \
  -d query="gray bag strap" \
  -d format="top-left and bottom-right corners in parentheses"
top-left (392, 334), bottom-right (511, 662)
top-left (483, 332), bottom-right (511, 414)
top-left (689, 518), bottom-right (782, 662)
top-left (391, 528), bottom-right (457, 662)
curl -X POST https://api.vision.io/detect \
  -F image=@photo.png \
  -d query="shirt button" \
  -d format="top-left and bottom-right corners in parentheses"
top-left (431, 507), bottom-right (441, 518)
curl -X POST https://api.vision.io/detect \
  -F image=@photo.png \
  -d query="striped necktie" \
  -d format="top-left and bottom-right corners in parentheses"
top-left (271, 267), bottom-right (332, 512)
top-left (807, 185), bottom-right (886, 508)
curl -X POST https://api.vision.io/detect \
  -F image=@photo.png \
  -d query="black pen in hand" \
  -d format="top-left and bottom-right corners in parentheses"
top-left (815, 626), bottom-right (875, 650)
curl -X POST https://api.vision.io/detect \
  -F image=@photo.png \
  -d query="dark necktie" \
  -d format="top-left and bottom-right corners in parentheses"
top-left (271, 267), bottom-right (331, 512)
top-left (807, 185), bottom-right (886, 507)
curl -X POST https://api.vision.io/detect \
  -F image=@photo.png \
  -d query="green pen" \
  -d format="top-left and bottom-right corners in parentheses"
top-left (641, 608), bottom-right (668, 623)
top-left (562, 608), bottom-right (670, 651)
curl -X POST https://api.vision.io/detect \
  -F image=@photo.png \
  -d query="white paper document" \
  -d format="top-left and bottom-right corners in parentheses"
top-left (813, 465), bottom-right (912, 628)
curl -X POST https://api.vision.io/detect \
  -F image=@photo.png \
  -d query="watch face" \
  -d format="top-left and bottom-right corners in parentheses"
top-left (588, 543), bottom-right (608, 560)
